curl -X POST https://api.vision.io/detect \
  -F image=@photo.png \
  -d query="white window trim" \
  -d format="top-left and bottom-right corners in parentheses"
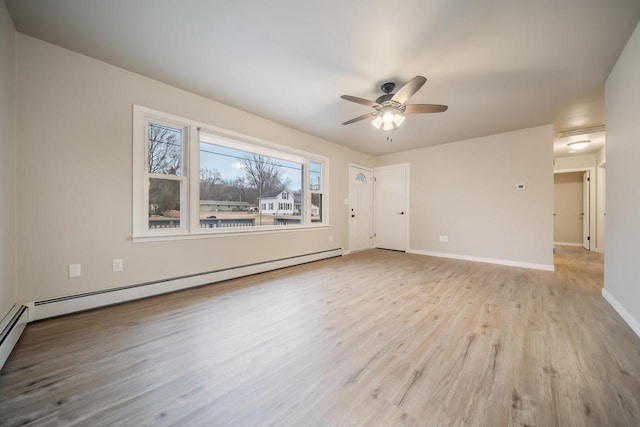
top-left (308, 157), bottom-right (328, 223)
top-left (132, 105), bottom-right (329, 242)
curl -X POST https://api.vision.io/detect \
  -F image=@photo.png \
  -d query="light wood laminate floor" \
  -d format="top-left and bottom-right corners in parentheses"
top-left (1, 247), bottom-right (639, 426)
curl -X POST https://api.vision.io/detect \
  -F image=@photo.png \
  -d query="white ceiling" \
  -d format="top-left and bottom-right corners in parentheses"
top-left (5, 0), bottom-right (640, 156)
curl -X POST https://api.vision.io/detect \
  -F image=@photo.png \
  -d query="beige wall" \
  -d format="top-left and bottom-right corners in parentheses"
top-left (553, 172), bottom-right (583, 244)
top-left (15, 34), bottom-right (372, 303)
top-left (604, 20), bottom-right (640, 328)
top-left (0, 3), bottom-right (17, 320)
top-left (596, 147), bottom-right (606, 166)
top-left (374, 125), bottom-right (554, 268)
top-left (554, 154), bottom-right (596, 171)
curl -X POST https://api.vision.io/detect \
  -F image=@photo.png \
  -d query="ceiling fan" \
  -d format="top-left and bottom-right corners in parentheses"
top-left (341, 76), bottom-right (448, 131)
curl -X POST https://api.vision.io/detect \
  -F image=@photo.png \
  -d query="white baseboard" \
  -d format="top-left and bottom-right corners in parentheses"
top-left (31, 248), bottom-right (342, 321)
top-left (0, 304), bottom-right (29, 369)
top-left (554, 242), bottom-right (583, 247)
top-left (407, 249), bottom-right (555, 271)
top-left (602, 288), bottom-right (640, 339)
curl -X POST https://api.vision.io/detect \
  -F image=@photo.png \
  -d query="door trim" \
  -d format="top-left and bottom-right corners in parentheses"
top-left (553, 166), bottom-right (596, 251)
top-left (373, 163), bottom-right (410, 251)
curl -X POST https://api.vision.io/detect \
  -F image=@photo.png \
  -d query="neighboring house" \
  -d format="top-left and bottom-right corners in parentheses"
top-left (200, 200), bottom-right (250, 213)
top-left (259, 190), bottom-right (296, 215)
top-left (259, 190), bottom-right (319, 216)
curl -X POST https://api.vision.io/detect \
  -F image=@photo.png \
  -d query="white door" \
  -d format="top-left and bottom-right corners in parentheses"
top-left (374, 165), bottom-right (408, 251)
top-left (349, 166), bottom-right (373, 252)
top-left (583, 170), bottom-right (590, 250)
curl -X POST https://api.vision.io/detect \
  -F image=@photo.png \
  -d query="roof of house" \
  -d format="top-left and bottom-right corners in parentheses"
top-left (259, 190), bottom-right (292, 199)
top-left (200, 200), bottom-right (250, 206)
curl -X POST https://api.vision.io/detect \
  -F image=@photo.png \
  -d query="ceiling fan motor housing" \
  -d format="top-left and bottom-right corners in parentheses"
top-left (380, 82), bottom-right (396, 94)
top-left (376, 82), bottom-right (396, 104)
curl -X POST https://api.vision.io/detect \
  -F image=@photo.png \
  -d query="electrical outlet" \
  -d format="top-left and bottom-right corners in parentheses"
top-left (516, 183), bottom-right (526, 190)
top-left (439, 235), bottom-right (449, 242)
top-left (68, 263), bottom-right (81, 278)
top-left (112, 259), bottom-right (123, 272)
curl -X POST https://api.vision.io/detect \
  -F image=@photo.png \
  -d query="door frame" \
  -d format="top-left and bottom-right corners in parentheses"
top-left (373, 163), bottom-right (410, 251)
top-left (347, 163), bottom-right (374, 254)
top-left (553, 166), bottom-right (596, 251)
top-left (596, 161), bottom-right (606, 253)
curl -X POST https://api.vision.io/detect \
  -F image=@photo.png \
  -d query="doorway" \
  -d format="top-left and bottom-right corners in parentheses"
top-left (553, 168), bottom-right (595, 251)
top-left (554, 171), bottom-right (586, 247)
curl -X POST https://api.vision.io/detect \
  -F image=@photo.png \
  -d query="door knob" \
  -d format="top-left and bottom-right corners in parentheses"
top-left (351, 214), bottom-right (355, 218)
top-left (397, 211), bottom-right (405, 215)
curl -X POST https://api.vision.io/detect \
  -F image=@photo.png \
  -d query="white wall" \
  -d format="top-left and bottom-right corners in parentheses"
top-left (603, 20), bottom-right (640, 335)
top-left (374, 125), bottom-right (554, 269)
top-left (15, 34), bottom-right (372, 304)
top-left (0, 3), bottom-right (17, 321)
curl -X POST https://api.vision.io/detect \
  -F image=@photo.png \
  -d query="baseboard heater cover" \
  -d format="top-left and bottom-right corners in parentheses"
top-left (0, 305), bottom-right (29, 369)
top-left (31, 248), bottom-right (343, 321)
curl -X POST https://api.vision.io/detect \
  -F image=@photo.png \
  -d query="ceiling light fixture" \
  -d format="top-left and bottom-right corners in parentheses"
top-left (567, 140), bottom-right (591, 150)
top-left (371, 105), bottom-right (405, 131)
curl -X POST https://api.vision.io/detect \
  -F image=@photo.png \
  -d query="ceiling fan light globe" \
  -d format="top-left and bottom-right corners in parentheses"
top-left (371, 115), bottom-right (383, 129)
top-left (372, 106), bottom-right (405, 131)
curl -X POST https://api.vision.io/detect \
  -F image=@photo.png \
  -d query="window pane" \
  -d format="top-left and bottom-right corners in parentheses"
top-left (148, 123), bottom-right (182, 175)
top-left (311, 193), bottom-right (322, 223)
top-left (310, 161), bottom-right (322, 191)
top-left (200, 142), bottom-right (303, 228)
top-left (149, 178), bottom-right (181, 229)
top-left (355, 172), bottom-right (367, 183)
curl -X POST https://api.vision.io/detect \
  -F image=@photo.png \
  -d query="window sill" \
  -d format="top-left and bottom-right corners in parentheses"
top-left (131, 223), bottom-right (330, 243)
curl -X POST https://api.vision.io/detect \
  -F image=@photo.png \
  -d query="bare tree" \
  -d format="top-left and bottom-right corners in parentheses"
top-left (148, 123), bottom-right (182, 215)
top-left (148, 123), bottom-right (181, 175)
top-left (199, 167), bottom-right (223, 200)
top-left (241, 153), bottom-right (284, 200)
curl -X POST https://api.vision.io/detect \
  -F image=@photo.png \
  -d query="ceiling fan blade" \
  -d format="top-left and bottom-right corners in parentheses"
top-left (404, 104), bottom-right (448, 113)
top-left (340, 95), bottom-right (380, 108)
top-left (391, 76), bottom-right (427, 104)
top-left (342, 112), bottom-right (377, 125)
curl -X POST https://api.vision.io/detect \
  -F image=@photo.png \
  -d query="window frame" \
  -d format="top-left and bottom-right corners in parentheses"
top-left (309, 159), bottom-right (325, 223)
top-left (133, 105), bottom-right (329, 241)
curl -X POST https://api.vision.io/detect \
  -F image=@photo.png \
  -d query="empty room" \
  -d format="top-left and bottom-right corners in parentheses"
top-left (2, 1), bottom-right (640, 426)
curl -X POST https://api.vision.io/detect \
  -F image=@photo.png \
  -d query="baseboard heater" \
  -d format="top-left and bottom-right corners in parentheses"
top-left (0, 305), bottom-right (29, 369)
top-left (30, 248), bottom-right (343, 321)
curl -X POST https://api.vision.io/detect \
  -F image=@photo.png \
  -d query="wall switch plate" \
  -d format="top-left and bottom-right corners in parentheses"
top-left (439, 235), bottom-right (449, 242)
top-left (329, 235), bottom-right (333, 242)
top-left (68, 263), bottom-right (81, 278)
top-left (112, 259), bottom-right (123, 272)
